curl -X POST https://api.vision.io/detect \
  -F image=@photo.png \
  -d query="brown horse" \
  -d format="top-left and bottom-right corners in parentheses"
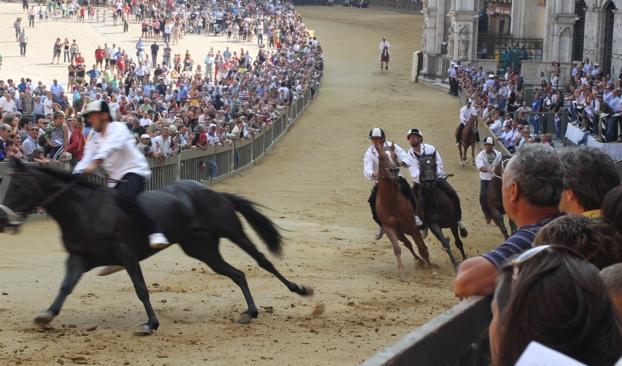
top-left (456, 115), bottom-right (478, 166)
top-left (380, 47), bottom-right (389, 71)
top-left (486, 158), bottom-right (517, 239)
top-left (375, 143), bottom-right (431, 281)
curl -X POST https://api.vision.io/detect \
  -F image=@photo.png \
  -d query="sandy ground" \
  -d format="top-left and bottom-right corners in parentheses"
top-left (0, 6), bottom-right (504, 366)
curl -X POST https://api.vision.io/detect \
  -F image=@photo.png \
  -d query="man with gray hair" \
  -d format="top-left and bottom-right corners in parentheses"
top-left (454, 144), bottom-right (563, 298)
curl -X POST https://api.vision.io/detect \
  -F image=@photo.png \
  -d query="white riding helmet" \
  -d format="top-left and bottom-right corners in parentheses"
top-left (369, 127), bottom-right (385, 139)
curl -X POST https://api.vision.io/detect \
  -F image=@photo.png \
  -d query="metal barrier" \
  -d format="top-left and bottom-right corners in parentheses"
top-left (0, 89), bottom-right (317, 188)
top-left (363, 296), bottom-right (492, 366)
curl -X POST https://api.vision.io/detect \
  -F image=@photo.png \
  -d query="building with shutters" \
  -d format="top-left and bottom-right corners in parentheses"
top-left (420, 0), bottom-right (622, 85)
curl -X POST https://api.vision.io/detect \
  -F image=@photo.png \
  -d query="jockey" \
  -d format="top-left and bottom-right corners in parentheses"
top-left (379, 37), bottom-right (390, 70)
top-left (456, 98), bottom-right (478, 145)
top-left (364, 127), bottom-right (422, 240)
top-left (406, 128), bottom-right (466, 231)
top-left (475, 137), bottom-right (502, 224)
top-left (74, 100), bottom-right (170, 251)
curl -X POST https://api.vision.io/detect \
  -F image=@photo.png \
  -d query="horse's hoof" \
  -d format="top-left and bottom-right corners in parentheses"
top-left (399, 272), bottom-right (409, 282)
top-left (33, 310), bottom-right (55, 327)
top-left (301, 285), bottom-right (314, 297)
top-left (134, 324), bottom-right (155, 336)
top-left (236, 313), bottom-right (254, 325)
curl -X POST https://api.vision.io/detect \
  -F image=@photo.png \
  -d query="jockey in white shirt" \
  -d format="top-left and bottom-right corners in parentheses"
top-left (475, 137), bottom-right (503, 224)
top-left (364, 127), bottom-right (422, 240)
top-left (406, 128), bottom-right (466, 232)
top-left (456, 98), bottom-right (479, 144)
top-left (74, 100), bottom-right (170, 256)
top-left (379, 37), bottom-right (390, 71)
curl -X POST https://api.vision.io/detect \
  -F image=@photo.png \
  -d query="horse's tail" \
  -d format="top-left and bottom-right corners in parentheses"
top-left (222, 193), bottom-right (282, 256)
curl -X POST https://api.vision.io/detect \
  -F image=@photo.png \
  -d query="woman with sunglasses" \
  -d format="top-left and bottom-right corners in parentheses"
top-left (490, 245), bottom-right (622, 365)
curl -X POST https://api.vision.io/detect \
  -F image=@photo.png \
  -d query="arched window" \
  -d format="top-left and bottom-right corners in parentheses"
top-left (572, 0), bottom-right (587, 61)
top-left (603, 0), bottom-right (616, 74)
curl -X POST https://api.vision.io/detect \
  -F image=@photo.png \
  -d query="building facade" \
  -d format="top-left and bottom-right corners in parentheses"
top-left (420, 0), bottom-right (622, 84)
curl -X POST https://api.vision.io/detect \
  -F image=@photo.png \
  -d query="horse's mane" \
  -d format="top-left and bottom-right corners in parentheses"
top-left (34, 165), bottom-right (104, 190)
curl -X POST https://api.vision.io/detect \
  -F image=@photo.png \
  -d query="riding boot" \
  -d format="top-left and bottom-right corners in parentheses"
top-left (375, 226), bottom-right (384, 240)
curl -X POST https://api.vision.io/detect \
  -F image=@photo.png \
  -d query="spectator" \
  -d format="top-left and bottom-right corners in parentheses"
top-left (454, 145), bottom-right (562, 298)
top-left (533, 214), bottom-right (622, 269)
top-left (558, 146), bottom-right (620, 217)
top-left (490, 249), bottom-right (622, 365)
top-left (22, 123), bottom-right (40, 161)
top-left (48, 111), bottom-right (68, 160)
top-left (600, 263), bottom-right (622, 320)
top-left (64, 116), bottom-right (84, 163)
top-left (136, 134), bottom-right (153, 157)
top-left (151, 126), bottom-right (173, 158)
top-left (0, 123), bottom-right (10, 160)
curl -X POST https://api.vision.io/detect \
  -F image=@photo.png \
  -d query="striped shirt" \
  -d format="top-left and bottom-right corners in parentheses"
top-left (482, 216), bottom-right (559, 269)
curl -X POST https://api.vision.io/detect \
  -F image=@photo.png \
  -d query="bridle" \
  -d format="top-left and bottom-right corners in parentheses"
top-left (491, 157), bottom-right (509, 180)
top-left (0, 171), bottom-right (123, 229)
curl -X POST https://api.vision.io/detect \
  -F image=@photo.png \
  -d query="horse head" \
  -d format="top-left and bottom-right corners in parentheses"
top-left (376, 143), bottom-right (399, 181)
top-left (419, 155), bottom-right (438, 186)
top-left (0, 159), bottom-right (80, 233)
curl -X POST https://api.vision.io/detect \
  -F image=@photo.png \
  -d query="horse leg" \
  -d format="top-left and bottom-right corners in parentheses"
top-left (34, 255), bottom-right (86, 327)
top-left (229, 231), bottom-right (313, 298)
top-left (492, 213), bottom-right (510, 239)
top-left (386, 229), bottom-right (407, 281)
top-left (429, 223), bottom-right (458, 271)
top-left (449, 225), bottom-right (467, 260)
top-left (471, 144), bottom-right (476, 166)
top-left (116, 246), bottom-right (159, 335)
top-left (457, 145), bottom-right (464, 166)
top-left (180, 238), bottom-right (260, 324)
top-left (397, 233), bottom-right (423, 263)
top-left (407, 229), bottom-right (432, 269)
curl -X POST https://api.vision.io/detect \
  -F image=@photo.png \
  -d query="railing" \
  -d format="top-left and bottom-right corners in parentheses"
top-left (290, 0), bottom-right (423, 10)
top-left (0, 88), bottom-right (317, 190)
top-left (363, 296), bottom-right (492, 366)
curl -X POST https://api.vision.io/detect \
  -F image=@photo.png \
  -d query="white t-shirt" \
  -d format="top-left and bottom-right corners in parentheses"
top-left (139, 117), bottom-right (152, 127)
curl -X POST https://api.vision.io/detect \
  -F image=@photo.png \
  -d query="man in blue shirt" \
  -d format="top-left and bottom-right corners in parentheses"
top-left (454, 145), bottom-right (562, 298)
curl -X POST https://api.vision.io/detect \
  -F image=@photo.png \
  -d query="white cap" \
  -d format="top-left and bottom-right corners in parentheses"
top-left (140, 134), bottom-right (150, 140)
top-left (82, 100), bottom-right (110, 117)
top-left (483, 136), bottom-right (494, 145)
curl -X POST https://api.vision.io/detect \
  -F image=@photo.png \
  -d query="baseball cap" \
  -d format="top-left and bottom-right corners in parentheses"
top-left (140, 134), bottom-right (150, 140)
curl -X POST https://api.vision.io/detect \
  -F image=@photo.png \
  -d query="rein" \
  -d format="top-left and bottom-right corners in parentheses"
top-left (7, 172), bottom-right (125, 210)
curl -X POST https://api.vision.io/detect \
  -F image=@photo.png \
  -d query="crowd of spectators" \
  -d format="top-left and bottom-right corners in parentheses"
top-left (0, 0), bottom-right (324, 167)
top-left (451, 53), bottom-right (622, 361)
top-left (454, 144), bottom-right (622, 364)
top-left (450, 57), bottom-right (622, 152)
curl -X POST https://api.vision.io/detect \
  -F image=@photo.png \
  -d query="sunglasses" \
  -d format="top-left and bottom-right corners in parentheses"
top-left (511, 244), bottom-right (586, 280)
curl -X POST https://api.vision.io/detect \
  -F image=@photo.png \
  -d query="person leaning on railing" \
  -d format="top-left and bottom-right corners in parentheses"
top-left (454, 145), bottom-right (563, 298)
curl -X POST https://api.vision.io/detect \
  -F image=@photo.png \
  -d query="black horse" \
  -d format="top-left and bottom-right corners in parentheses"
top-left (415, 156), bottom-right (467, 269)
top-left (486, 157), bottom-right (517, 239)
top-left (0, 159), bottom-right (312, 335)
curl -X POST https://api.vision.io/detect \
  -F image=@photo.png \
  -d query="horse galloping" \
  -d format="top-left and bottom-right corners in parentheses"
top-left (416, 155), bottom-right (467, 270)
top-left (486, 158), bottom-right (517, 239)
top-left (380, 47), bottom-right (390, 71)
top-left (0, 159), bottom-right (313, 335)
top-left (456, 115), bottom-right (478, 166)
top-left (375, 144), bottom-right (431, 281)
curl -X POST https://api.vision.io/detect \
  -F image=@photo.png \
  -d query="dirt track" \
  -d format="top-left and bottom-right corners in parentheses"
top-left (0, 7), bottom-right (504, 366)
